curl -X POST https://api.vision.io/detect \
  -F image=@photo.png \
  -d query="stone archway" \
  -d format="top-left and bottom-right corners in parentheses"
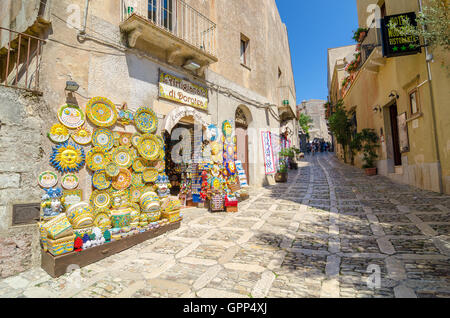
top-left (163, 106), bottom-right (209, 133)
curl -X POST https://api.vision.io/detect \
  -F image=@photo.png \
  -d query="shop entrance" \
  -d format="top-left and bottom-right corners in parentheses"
top-left (235, 107), bottom-right (250, 184)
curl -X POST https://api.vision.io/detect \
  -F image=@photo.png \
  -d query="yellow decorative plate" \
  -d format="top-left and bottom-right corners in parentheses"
top-left (137, 134), bottom-right (160, 161)
top-left (105, 162), bottom-right (120, 177)
top-left (48, 123), bottom-right (70, 143)
top-left (132, 157), bottom-right (147, 173)
top-left (86, 97), bottom-right (118, 127)
top-left (112, 168), bottom-right (132, 190)
top-left (134, 107), bottom-right (158, 134)
top-left (71, 125), bottom-right (93, 145)
top-left (130, 186), bottom-right (144, 203)
top-left (92, 170), bottom-right (111, 190)
top-left (119, 132), bottom-right (133, 147)
top-left (86, 147), bottom-right (109, 171)
top-left (143, 168), bottom-right (159, 183)
top-left (90, 190), bottom-right (112, 209)
top-left (113, 146), bottom-right (134, 169)
top-left (131, 172), bottom-right (145, 187)
top-left (57, 104), bottom-right (85, 129)
top-left (131, 133), bottom-right (141, 148)
top-left (92, 128), bottom-right (114, 151)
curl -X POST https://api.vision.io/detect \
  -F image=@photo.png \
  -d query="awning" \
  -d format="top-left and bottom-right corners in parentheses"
top-left (163, 106), bottom-right (210, 133)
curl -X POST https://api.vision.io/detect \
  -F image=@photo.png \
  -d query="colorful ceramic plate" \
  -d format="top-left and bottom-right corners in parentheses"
top-left (137, 134), bottom-right (160, 161)
top-left (119, 133), bottom-right (133, 147)
top-left (86, 97), bottom-right (118, 127)
top-left (48, 124), bottom-right (70, 143)
top-left (105, 162), bottom-right (120, 177)
top-left (38, 171), bottom-right (58, 188)
top-left (92, 128), bottom-right (114, 151)
top-left (130, 186), bottom-right (144, 203)
top-left (159, 149), bottom-right (165, 160)
top-left (57, 104), bottom-right (85, 129)
top-left (131, 173), bottom-right (145, 187)
top-left (112, 168), bottom-right (132, 190)
top-left (61, 173), bottom-right (79, 190)
top-left (50, 142), bottom-right (86, 173)
top-left (131, 133), bottom-right (141, 148)
top-left (94, 211), bottom-right (111, 227)
top-left (71, 125), bottom-right (93, 145)
top-left (86, 147), bottom-right (109, 171)
top-left (113, 146), bottom-right (133, 169)
top-left (132, 157), bottom-right (147, 173)
top-left (92, 170), bottom-right (111, 190)
top-left (134, 107), bottom-right (158, 134)
top-left (113, 131), bottom-right (121, 147)
top-left (143, 168), bottom-right (158, 183)
top-left (90, 190), bottom-right (112, 209)
top-left (155, 160), bottom-right (165, 173)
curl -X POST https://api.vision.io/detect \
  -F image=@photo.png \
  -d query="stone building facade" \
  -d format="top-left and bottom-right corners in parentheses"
top-left (0, 0), bottom-right (297, 277)
top-left (298, 99), bottom-right (331, 142)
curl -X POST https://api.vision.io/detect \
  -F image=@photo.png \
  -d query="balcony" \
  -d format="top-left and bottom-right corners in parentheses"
top-left (356, 27), bottom-right (385, 73)
top-left (277, 86), bottom-right (297, 120)
top-left (120, 0), bottom-right (218, 74)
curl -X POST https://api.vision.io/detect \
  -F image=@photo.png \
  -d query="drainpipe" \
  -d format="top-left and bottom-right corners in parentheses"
top-left (80, 0), bottom-right (90, 35)
top-left (418, 0), bottom-right (443, 193)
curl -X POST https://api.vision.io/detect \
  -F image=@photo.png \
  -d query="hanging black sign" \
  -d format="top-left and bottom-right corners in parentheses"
top-left (381, 12), bottom-right (422, 58)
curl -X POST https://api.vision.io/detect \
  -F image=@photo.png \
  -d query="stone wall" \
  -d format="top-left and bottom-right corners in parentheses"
top-left (0, 86), bottom-right (50, 278)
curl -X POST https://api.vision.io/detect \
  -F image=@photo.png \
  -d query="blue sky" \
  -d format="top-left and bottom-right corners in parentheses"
top-left (276, 0), bottom-right (359, 104)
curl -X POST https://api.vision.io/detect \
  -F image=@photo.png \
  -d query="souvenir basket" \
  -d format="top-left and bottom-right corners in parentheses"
top-left (47, 234), bottom-right (75, 256)
top-left (161, 210), bottom-right (180, 223)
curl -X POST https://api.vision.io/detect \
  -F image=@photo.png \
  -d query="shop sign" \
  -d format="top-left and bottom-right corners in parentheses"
top-left (261, 131), bottom-right (276, 175)
top-left (381, 12), bottom-right (421, 58)
top-left (159, 71), bottom-right (208, 110)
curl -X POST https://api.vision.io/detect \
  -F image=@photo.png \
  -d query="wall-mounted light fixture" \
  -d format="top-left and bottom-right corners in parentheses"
top-left (65, 81), bottom-right (80, 92)
top-left (389, 90), bottom-right (399, 99)
top-left (183, 60), bottom-right (201, 71)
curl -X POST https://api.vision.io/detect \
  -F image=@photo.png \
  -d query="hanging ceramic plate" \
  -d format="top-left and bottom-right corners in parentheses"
top-left (86, 97), bottom-right (118, 127)
top-left (105, 162), bottom-right (120, 177)
top-left (112, 168), bottom-right (132, 190)
top-left (113, 131), bottom-right (121, 147)
top-left (131, 172), bottom-right (145, 187)
top-left (90, 190), bottom-right (112, 209)
top-left (155, 160), bottom-right (165, 173)
top-left (61, 173), bottom-right (79, 190)
top-left (71, 125), bottom-right (93, 145)
top-left (57, 104), bottom-right (85, 129)
top-left (134, 107), bottom-right (158, 134)
top-left (137, 134), bottom-right (160, 161)
top-left (132, 157), bottom-right (147, 173)
top-left (92, 128), bottom-right (114, 151)
top-left (48, 124), bottom-right (70, 143)
top-left (86, 147), bottom-right (109, 171)
top-left (38, 171), bottom-right (58, 188)
top-left (92, 170), bottom-right (111, 190)
top-left (50, 142), bottom-right (86, 173)
top-left (130, 186), bottom-right (144, 203)
top-left (143, 168), bottom-right (158, 183)
top-left (113, 146), bottom-right (133, 169)
top-left (119, 132), bottom-right (133, 147)
top-left (156, 135), bottom-right (164, 148)
top-left (131, 133), bottom-right (141, 148)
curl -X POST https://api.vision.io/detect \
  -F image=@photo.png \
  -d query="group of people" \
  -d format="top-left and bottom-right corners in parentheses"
top-left (306, 140), bottom-right (331, 155)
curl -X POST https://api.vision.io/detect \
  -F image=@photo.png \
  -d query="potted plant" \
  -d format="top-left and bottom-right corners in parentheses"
top-left (275, 162), bottom-right (288, 183)
top-left (358, 129), bottom-right (380, 176)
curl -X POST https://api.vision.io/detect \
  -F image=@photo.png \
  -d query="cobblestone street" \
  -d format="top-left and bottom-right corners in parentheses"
top-left (1, 153), bottom-right (449, 298)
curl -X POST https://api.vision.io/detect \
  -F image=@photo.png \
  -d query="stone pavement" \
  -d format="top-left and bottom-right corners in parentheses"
top-left (1, 153), bottom-right (449, 298)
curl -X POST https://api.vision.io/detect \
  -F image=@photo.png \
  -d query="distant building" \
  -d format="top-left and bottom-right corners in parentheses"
top-left (298, 100), bottom-right (331, 143)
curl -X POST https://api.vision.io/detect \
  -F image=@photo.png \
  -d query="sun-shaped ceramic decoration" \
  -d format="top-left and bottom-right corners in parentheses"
top-left (50, 141), bottom-right (85, 173)
top-left (48, 124), bottom-right (70, 143)
top-left (72, 125), bottom-right (93, 145)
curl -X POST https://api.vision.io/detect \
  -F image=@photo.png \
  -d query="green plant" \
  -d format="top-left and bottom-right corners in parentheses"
top-left (352, 27), bottom-right (369, 43)
top-left (298, 113), bottom-right (313, 136)
top-left (327, 100), bottom-right (353, 163)
top-left (278, 162), bottom-right (288, 173)
top-left (356, 129), bottom-right (379, 169)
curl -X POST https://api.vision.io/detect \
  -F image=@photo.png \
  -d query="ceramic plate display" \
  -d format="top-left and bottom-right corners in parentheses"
top-left (155, 160), bottom-right (165, 173)
top-left (48, 124), bottom-right (70, 143)
top-left (57, 104), bottom-right (85, 129)
top-left (92, 128), bottom-right (114, 151)
top-left (113, 131), bottom-right (121, 147)
top-left (119, 132), bottom-right (133, 147)
top-left (38, 171), bottom-right (58, 188)
top-left (90, 190), bottom-right (112, 209)
top-left (94, 210), bottom-right (111, 227)
top-left (131, 172), bottom-right (145, 187)
top-left (143, 168), bottom-right (158, 183)
top-left (105, 162), bottom-right (120, 177)
top-left (92, 170), bottom-right (111, 190)
top-left (50, 141), bottom-right (86, 173)
top-left (137, 134), bottom-right (161, 161)
top-left (112, 146), bottom-right (133, 169)
top-left (134, 107), bottom-right (158, 134)
top-left (159, 149), bottom-right (165, 160)
top-left (61, 190), bottom-right (83, 210)
top-left (131, 133), bottom-right (141, 148)
top-left (130, 186), bottom-right (144, 203)
top-left (86, 147), bottom-right (109, 171)
top-left (85, 97), bottom-right (118, 127)
top-left (61, 173), bottom-right (79, 190)
top-left (132, 157), bottom-right (147, 173)
top-left (112, 168), bottom-right (132, 190)
top-left (71, 125), bottom-right (93, 145)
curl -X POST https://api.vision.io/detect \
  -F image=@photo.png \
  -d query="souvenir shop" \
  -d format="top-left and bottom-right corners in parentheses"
top-left (37, 95), bottom-right (248, 277)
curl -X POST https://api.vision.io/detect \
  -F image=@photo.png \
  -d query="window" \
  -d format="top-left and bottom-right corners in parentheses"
top-left (240, 34), bottom-right (249, 66)
top-left (409, 89), bottom-right (419, 115)
top-left (148, 0), bottom-right (174, 31)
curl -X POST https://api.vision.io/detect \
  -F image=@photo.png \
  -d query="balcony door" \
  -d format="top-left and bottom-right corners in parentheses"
top-left (148, 0), bottom-right (176, 32)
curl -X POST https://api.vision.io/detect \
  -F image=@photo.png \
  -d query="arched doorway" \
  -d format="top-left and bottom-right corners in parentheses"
top-left (235, 106), bottom-right (250, 184)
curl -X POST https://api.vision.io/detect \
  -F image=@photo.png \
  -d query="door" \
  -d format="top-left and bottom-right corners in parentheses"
top-left (148, 0), bottom-right (175, 31)
top-left (389, 103), bottom-right (402, 166)
top-left (236, 125), bottom-right (249, 184)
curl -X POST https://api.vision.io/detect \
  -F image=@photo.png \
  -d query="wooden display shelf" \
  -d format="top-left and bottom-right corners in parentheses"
top-left (41, 221), bottom-right (181, 278)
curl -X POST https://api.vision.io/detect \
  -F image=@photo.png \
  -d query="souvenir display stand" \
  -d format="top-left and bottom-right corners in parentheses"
top-left (38, 97), bottom-right (183, 277)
